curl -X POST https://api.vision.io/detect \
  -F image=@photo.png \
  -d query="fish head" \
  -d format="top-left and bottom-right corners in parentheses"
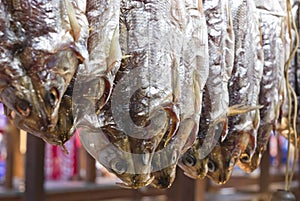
top-left (245, 146), bottom-right (265, 172)
top-left (238, 134), bottom-right (257, 173)
top-left (44, 94), bottom-right (74, 145)
top-left (88, 125), bottom-right (155, 189)
top-left (100, 144), bottom-right (154, 189)
top-left (111, 154), bottom-right (155, 189)
top-left (150, 143), bottom-right (181, 189)
top-left (206, 145), bottom-right (237, 184)
top-left (150, 164), bottom-right (177, 189)
top-left (178, 139), bottom-right (208, 179)
top-left (5, 91), bottom-right (74, 145)
top-left (18, 45), bottom-right (79, 130)
top-left (238, 125), bottom-right (272, 172)
top-left (177, 117), bottom-right (227, 179)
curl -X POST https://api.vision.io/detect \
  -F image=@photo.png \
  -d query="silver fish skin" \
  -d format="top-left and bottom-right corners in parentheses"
top-left (238, 2), bottom-right (285, 173)
top-left (207, 0), bottom-right (264, 184)
top-left (150, 0), bottom-right (209, 189)
top-left (179, 0), bottom-right (234, 179)
top-left (78, 0), bottom-right (184, 189)
top-left (75, 0), bottom-right (122, 115)
top-left (0, 0), bottom-right (88, 145)
top-left (117, 0), bottom-right (186, 189)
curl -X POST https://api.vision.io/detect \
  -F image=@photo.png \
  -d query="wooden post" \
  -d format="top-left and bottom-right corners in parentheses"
top-left (167, 168), bottom-right (205, 201)
top-left (85, 151), bottom-right (96, 183)
top-left (4, 126), bottom-right (13, 189)
top-left (24, 134), bottom-right (45, 201)
top-left (259, 147), bottom-right (270, 194)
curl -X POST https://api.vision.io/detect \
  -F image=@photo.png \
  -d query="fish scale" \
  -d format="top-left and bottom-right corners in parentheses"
top-left (238, 2), bottom-right (286, 172)
top-left (178, 0), bottom-right (233, 180)
top-left (206, 0), bottom-right (263, 184)
top-left (77, 0), bottom-right (184, 189)
top-left (151, 0), bottom-right (208, 189)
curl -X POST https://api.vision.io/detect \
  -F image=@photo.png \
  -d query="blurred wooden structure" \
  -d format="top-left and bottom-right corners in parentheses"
top-left (0, 127), bottom-right (299, 201)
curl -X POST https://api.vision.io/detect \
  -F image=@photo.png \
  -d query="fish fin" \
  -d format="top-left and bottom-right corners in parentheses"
top-left (95, 77), bottom-right (112, 114)
top-left (163, 104), bottom-right (180, 146)
top-left (197, 0), bottom-right (204, 15)
top-left (181, 122), bottom-right (199, 153)
top-left (227, 104), bottom-right (263, 116)
top-left (253, 109), bottom-right (260, 129)
top-left (122, 55), bottom-right (132, 59)
top-left (207, 117), bottom-right (228, 142)
top-left (226, 0), bottom-right (233, 32)
top-left (106, 26), bottom-right (122, 73)
top-left (64, 0), bottom-right (81, 42)
top-left (220, 119), bottom-right (229, 142)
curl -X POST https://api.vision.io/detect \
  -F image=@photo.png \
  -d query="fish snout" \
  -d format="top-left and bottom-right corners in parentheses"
top-left (152, 176), bottom-right (172, 189)
top-left (126, 174), bottom-right (154, 189)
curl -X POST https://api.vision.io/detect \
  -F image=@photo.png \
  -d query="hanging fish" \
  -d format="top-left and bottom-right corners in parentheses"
top-left (179, 0), bottom-right (234, 179)
top-left (73, 0), bottom-right (122, 117)
top-left (0, 0), bottom-right (88, 145)
top-left (150, 0), bottom-right (209, 189)
top-left (206, 0), bottom-right (264, 184)
top-left (76, 0), bottom-right (183, 189)
top-left (237, 2), bottom-right (285, 173)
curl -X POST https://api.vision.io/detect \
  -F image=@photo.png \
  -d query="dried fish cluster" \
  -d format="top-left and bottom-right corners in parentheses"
top-left (0, 0), bottom-right (299, 189)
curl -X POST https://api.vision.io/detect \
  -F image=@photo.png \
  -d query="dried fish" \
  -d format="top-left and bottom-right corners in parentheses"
top-left (76, 0), bottom-right (183, 189)
top-left (179, 0), bottom-right (234, 179)
top-left (149, 0), bottom-right (209, 189)
top-left (237, 2), bottom-right (285, 173)
top-left (0, 0), bottom-right (88, 145)
top-left (207, 0), bottom-right (263, 184)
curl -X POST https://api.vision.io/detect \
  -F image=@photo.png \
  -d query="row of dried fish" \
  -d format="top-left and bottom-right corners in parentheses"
top-left (0, 0), bottom-right (298, 189)
top-left (74, 0), bottom-right (209, 189)
top-left (180, 0), bottom-right (299, 185)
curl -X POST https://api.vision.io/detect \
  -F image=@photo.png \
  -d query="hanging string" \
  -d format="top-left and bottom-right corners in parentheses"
top-left (284, 0), bottom-right (299, 191)
top-left (287, 0), bottom-right (299, 189)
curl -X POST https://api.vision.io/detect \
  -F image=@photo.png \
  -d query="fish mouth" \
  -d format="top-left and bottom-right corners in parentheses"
top-left (116, 175), bottom-right (155, 189)
top-left (16, 114), bottom-right (71, 146)
top-left (151, 176), bottom-right (173, 189)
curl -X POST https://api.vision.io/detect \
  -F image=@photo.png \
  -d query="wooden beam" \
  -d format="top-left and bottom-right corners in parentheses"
top-left (4, 123), bottom-right (15, 189)
top-left (24, 134), bottom-right (45, 201)
top-left (0, 183), bottom-right (166, 201)
top-left (167, 168), bottom-right (205, 201)
top-left (259, 147), bottom-right (270, 194)
top-left (85, 151), bottom-right (96, 183)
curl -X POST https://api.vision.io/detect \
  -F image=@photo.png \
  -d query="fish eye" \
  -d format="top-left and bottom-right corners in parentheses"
top-left (240, 153), bottom-right (250, 163)
top-left (16, 99), bottom-right (31, 117)
top-left (207, 160), bottom-right (216, 172)
top-left (111, 159), bottom-right (128, 175)
top-left (182, 153), bottom-right (196, 167)
top-left (49, 87), bottom-right (59, 106)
